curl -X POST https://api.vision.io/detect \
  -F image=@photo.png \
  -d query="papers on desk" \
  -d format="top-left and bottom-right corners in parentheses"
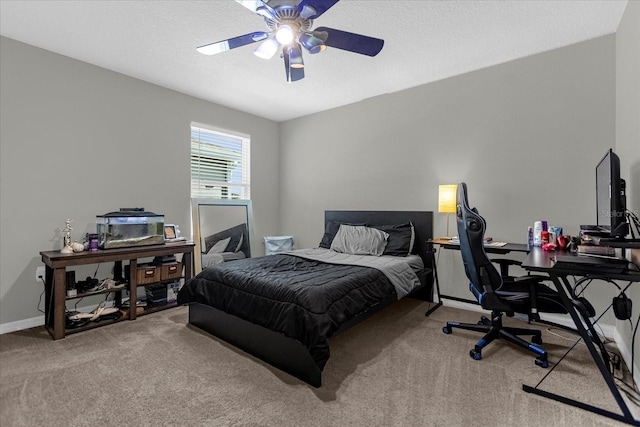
top-left (485, 241), bottom-right (508, 247)
top-left (447, 238), bottom-right (507, 247)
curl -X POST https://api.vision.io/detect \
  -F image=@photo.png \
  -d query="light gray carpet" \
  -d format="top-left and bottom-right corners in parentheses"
top-left (1, 300), bottom-right (637, 426)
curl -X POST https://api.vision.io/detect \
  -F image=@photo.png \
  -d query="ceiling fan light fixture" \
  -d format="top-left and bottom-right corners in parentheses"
top-left (198, 1), bottom-right (384, 82)
top-left (255, 6), bottom-right (272, 19)
top-left (254, 38), bottom-right (279, 59)
top-left (299, 33), bottom-right (326, 54)
top-left (312, 30), bottom-right (329, 42)
top-left (275, 25), bottom-right (295, 45)
top-left (288, 44), bottom-right (304, 69)
top-left (298, 5), bottom-right (317, 19)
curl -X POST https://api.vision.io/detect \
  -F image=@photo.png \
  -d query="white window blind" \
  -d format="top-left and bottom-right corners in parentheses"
top-left (191, 125), bottom-right (250, 200)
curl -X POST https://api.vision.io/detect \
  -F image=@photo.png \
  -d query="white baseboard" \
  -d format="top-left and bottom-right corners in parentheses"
top-left (0, 315), bottom-right (45, 335)
top-left (614, 327), bottom-right (640, 388)
top-left (0, 301), bottom-right (112, 335)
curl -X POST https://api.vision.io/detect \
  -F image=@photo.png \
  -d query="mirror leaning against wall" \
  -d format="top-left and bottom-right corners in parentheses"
top-left (191, 199), bottom-right (252, 274)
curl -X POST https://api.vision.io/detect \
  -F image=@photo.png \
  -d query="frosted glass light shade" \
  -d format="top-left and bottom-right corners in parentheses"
top-left (254, 38), bottom-right (279, 59)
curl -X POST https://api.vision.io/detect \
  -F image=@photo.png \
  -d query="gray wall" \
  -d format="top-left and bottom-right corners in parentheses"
top-left (0, 37), bottom-right (281, 328)
top-left (280, 35), bottom-right (616, 307)
top-left (615, 0), bottom-right (640, 382)
top-left (1, 7), bottom-right (636, 359)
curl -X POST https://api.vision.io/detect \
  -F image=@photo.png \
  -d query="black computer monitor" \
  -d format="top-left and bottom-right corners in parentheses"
top-left (596, 149), bottom-right (628, 239)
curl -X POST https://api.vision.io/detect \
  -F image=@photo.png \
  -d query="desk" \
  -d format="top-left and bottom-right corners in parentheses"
top-left (522, 248), bottom-right (640, 426)
top-left (428, 238), bottom-right (530, 313)
top-left (431, 237), bottom-right (529, 255)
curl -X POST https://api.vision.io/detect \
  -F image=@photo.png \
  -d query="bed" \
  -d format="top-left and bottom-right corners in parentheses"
top-left (178, 210), bottom-right (434, 387)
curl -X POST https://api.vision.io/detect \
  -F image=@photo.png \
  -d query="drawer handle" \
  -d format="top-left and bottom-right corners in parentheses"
top-left (145, 270), bottom-right (154, 276)
top-left (168, 266), bottom-right (177, 272)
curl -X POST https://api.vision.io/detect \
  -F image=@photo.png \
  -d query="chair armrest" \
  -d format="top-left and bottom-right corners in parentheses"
top-left (491, 258), bottom-right (522, 278)
top-left (511, 275), bottom-right (547, 285)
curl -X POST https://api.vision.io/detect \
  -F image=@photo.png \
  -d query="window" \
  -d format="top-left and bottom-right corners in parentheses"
top-left (191, 124), bottom-right (250, 200)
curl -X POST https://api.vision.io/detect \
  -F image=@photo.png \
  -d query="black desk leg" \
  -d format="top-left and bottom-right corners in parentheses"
top-left (523, 273), bottom-right (638, 426)
top-left (425, 249), bottom-right (443, 317)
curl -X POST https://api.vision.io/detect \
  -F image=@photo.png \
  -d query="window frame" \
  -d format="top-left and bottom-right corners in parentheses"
top-left (190, 123), bottom-right (250, 200)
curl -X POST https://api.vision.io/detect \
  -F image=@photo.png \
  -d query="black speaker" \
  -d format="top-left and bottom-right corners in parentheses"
top-left (613, 294), bottom-right (632, 320)
top-left (65, 271), bottom-right (76, 290)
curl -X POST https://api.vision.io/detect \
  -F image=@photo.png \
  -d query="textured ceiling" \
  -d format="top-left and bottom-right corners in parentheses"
top-left (0, 0), bottom-right (628, 122)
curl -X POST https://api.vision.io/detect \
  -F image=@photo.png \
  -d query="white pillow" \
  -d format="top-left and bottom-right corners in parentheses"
top-left (207, 237), bottom-right (231, 254)
top-left (330, 225), bottom-right (389, 256)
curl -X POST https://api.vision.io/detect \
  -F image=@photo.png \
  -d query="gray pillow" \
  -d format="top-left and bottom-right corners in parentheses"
top-left (330, 225), bottom-right (389, 256)
top-left (319, 221), bottom-right (366, 248)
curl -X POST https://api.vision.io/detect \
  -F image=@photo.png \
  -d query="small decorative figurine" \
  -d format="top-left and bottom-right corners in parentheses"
top-left (71, 242), bottom-right (85, 252)
top-left (61, 219), bottom-right (74, 254)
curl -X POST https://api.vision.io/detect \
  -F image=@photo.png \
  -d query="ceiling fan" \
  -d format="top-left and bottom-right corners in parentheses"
top-left (197, 0), bottom-right (384, 82)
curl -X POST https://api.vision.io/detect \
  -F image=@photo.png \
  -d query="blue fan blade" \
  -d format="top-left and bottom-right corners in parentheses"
top-left (197, 32), bottom-right (268, 55)
top-left (315, 26), bottom-right (384, 57)
top-left (235, 0), bottom-right (276, 18)
top-left (297, 0), bottom-right (340, 19)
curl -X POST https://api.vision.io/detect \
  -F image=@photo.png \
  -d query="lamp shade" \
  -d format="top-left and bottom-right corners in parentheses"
top-left (299, 32), bottom-right (326, 54)
top-left (254, 38), bottom-right (279, 59)
top-left (288, 44), bottom-right (304, 69)
top-left (438, 184), bottom-right (457, 214)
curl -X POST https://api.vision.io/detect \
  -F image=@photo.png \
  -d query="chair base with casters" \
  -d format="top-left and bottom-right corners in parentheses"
top-left (442, 310), bottom-right (549, 368)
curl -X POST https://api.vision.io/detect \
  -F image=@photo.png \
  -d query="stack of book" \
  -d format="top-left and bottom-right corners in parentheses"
top-left (145, 283), bottom-right (167, 306)
top-left (577, 245), bottom-right (616, 257)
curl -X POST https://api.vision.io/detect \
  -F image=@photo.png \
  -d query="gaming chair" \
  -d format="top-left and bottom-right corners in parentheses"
top-left (442, 183), bottom-right (567, 367)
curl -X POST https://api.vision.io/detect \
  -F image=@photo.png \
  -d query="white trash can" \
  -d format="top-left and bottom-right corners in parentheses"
top-left (263, 236), bottom-right (294, 255)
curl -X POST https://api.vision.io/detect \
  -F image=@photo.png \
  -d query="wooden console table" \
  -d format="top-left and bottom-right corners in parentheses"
top-left (40, 242), bottom-right (194, 340)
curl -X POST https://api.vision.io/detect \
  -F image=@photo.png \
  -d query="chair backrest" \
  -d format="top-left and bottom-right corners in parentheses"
top-left (456, 183), bottom-right (510, 312)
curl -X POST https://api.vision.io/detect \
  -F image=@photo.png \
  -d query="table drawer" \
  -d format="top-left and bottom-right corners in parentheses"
top-left (136, 264), bottom-right (160, 285)
top-left (160, 262), bottom-right (182, 281)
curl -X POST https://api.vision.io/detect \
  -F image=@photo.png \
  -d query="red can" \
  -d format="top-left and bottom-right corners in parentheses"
top-left (541, 231), bottom-right (550, 245)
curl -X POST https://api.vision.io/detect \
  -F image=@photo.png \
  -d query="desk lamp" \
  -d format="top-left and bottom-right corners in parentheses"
top-left (438, 184), bottom-right (457, 239)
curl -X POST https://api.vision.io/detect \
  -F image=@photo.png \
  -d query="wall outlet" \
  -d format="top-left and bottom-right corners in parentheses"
top-left (36, 266), bottom-right (45, 282)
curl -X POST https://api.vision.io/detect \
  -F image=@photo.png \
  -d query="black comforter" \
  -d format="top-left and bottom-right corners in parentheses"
top-left (177, 254), bottom-right (396, 371)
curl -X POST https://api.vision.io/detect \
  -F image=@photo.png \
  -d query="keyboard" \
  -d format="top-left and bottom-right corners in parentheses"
top-left (554, 255), bottom-right (630, 274)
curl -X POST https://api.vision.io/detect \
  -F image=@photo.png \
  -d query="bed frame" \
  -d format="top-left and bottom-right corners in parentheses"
top-left (187, 210), bottom-right (434, 387)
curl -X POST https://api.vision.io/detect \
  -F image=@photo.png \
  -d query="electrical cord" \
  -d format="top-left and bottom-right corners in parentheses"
top-left (574, 276), bottom-right (640, 404)
top-left (37, 277), bottom-right (46, 314)
top-left (615, 378), bottom-right (640, 406)
top-left (572, 275), bottom-right (621, 298)
top-left (632, 312), bottom-right (640, 379)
